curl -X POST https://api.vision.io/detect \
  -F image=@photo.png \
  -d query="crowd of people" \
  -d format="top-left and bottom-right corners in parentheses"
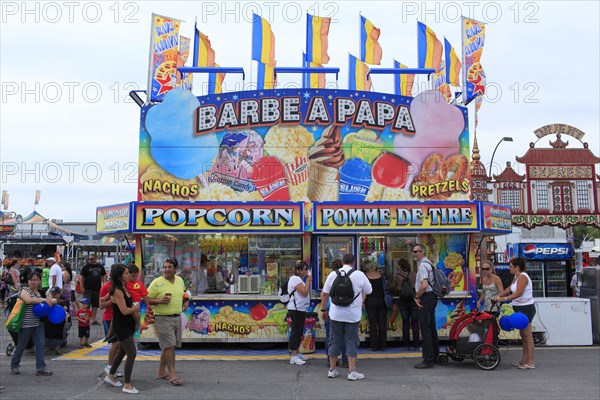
top-left (2, 250), bottom-right (541, 388)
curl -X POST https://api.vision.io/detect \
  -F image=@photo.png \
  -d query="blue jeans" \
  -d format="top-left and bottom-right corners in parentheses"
top-left (329, 320), bottom-right (359, 358)
top-left (11, 324), bottom-right (47, 371)
top-left (324, 319), bottom-right (348, 362)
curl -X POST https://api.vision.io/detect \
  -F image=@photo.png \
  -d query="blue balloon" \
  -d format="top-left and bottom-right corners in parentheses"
top-left (48, 305), bottom-right (66, 324)
top-left (509, 312), bottom-right (529, 330)
top-left (499, 316), bottom-right (513, 331)
top-left (32, 302), bottom-right (51, 317)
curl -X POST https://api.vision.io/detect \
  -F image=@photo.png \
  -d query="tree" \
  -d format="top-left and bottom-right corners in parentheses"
top-left (573, 226), bottom-right (600, 248)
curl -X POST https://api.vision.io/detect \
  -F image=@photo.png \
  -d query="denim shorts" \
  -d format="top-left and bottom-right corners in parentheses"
top-left (329, 320), bottom-right (359, 358)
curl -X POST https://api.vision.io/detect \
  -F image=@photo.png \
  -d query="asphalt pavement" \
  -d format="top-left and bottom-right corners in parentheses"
top-left (1, 333), bottom-right (599, 400)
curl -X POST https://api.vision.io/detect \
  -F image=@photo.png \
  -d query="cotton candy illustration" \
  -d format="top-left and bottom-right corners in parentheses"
top-left (393, 90), bottom-right (465, 184)
top-left (146, 89), bottom-right (218, 179)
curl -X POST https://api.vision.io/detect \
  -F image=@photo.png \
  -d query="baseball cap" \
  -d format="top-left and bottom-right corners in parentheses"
top-left (49, 286), bottom-right (62, 294)
top-left (80, 298), bottom-right (91, 305)
top-left (46, 257), bottom-right (56, 262)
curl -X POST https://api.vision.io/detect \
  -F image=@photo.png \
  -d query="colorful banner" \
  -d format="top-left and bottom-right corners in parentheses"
top-left (306, 14), bottom-right (331, 64)
top-left (133, 202), bottom-right (303, 233)
top-left (136, 292), bottom-right (476, 343)
top-left (462, 17), bottom-right (486, 104)
top-left (208, 63), bottom-right (225, 94)
top-left (193, 25), bottom-right (216, 67)
top-left (417, 21), bottom-right (443, 73)
top-left (176, 36), bottom-right (193, 91)
top-left (96, 203), bottom-right (132, 234)
top-left (314, 202), bottom-right (479, 232)
top-left (360, 15), bottom-right (382, 65)
top-left (251, 13), bottom-right (276, 65)
top-left (348, 54), bottom-right (371, 91)
top-left (444, 38), bottom-right (462, 86)
top-left (148, 14), bottom-right (181, 103)
top-left (138, 88), bottom-right (470, 205)
top-left (394, 60), bottom-right (414, 97)
top-left (303, 53), bottom-right (325, 89)
top-left (432, 60), bottom-right (452, 102)
top-left (257, 61), bottom-right (276, 90)
top-left (481, 203), bottom-right (512, 233)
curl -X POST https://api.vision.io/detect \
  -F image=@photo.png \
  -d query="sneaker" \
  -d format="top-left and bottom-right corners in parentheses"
top-left (104, 375), bottom-right (123, 387)
top-left (328, 369), bottom-right (339, 378)
top-left (79, 344), bottom-right (85, 349)
top-left (35, 370), bottom-right (53, 376)
top-left (122, 387), bottom-right (140, 394)
top-left (84, 343), bottom-right (93, 348)
top-left (104, 366), bottom-right (124, 378)
top-left (289, 355), bottom-right (306, 365)
top-left (296, 353), bottom-right (308, 361)
top-left (512, 361), bottom-right (524, 368)
top-left (10, 368), bottom-right (19, 375)
top-left (347, 371), bottom-right (365, 381)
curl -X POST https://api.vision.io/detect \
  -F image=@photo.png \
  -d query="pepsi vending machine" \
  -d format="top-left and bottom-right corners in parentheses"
top-left (508, 243), bottom-right (573, 297)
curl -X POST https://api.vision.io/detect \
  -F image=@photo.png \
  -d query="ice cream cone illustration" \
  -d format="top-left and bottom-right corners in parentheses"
top-left (307, 125), bottom-right (345, 201)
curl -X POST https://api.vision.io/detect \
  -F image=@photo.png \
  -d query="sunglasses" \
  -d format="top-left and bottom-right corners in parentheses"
top-left (412, 250), bottom-right (421, 253)
top-left (481, 268), bottom-right (491, 271)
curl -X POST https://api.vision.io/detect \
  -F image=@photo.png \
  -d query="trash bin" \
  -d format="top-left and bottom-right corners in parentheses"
top-left (287, 312), bottom-right (318, 353)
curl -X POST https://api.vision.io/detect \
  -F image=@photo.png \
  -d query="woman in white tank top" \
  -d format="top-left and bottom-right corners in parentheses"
top-left (494, 257), bottom-right (536, 369)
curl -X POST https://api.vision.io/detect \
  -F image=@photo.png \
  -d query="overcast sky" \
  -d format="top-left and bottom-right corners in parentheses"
top-left (1, 1), bottom-right (599, 222)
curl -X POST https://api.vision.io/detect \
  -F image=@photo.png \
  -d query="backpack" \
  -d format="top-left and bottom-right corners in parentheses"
top-left (330, 269), bottom-right (359, 306)
top-left (5, 270), bottom-right (14, 286)
top-left (398, 273), bottom-right (416, 301)
top-left (426, 261), bottom-right (450, 299)
top-left (278, 278), bottom-right (296, 306)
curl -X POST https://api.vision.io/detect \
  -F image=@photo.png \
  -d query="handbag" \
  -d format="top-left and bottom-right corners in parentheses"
top-left (382, 275), bottom-right (393, 309)
top-left (5, 291), bottom-right (26, 333)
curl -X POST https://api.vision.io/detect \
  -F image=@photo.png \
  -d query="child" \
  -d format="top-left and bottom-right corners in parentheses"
top-left (76, 298), bottom-right (93, 349)
top-left (126, 264), bottom-right (151, 330)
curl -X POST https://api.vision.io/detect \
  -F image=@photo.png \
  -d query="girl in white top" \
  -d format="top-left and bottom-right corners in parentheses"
top-left (287, 261), bottom-right (312, 365)
top-left (494, 257), bottom-right (536, 369)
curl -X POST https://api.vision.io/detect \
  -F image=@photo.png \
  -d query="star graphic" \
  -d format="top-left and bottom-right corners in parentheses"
top-left (216, 96), bottom-right (221, 101)
top-left (311, 125), bottom-right (318, 132)
top-left (328, 95), bottom-right (333, 100)
top-left (232, 94), bottom-right (239, 100)
top-left (471, 75), bottom-right (485, 95)
top-left (303, 92), bottom-right (311, 99)
top-left (391, 98), bottom-right (395, 103)
top-left (155, 75), bottom-right (173, 95)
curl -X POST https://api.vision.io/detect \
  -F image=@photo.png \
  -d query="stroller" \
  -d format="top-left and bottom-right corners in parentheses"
top-left (4, 292), bottom-right (34, 356)
top-left (437, 303), bottom-right (501, 370)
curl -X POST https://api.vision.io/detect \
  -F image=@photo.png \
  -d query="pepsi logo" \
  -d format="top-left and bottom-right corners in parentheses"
top-left (522, 244), bottom-right (569, 258)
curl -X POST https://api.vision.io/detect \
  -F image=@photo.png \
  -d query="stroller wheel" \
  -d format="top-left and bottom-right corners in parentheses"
top-left (473, 344), bottom-right (500, 370)
top-left (437, 354), bottom-right (449, 365)
top-left (6, 343), bottom-right (14, 356)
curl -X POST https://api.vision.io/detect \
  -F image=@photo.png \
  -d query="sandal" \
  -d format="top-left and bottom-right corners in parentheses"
top-left (517, 363), bottom-right (536, 369)
top-left (168, 377), bottom-right (183, 386)
top-left (512, 361), bottom-right (524, 367)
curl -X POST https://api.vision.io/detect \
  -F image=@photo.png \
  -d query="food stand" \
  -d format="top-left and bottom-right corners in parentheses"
top-left (96, 82), bottom-right (512, 346)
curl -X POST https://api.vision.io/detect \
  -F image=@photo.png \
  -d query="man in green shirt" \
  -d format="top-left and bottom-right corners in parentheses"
top-left (147, 258), bottom-right (188, 386)
top-left (41, 258), bottom-right (53, 295)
